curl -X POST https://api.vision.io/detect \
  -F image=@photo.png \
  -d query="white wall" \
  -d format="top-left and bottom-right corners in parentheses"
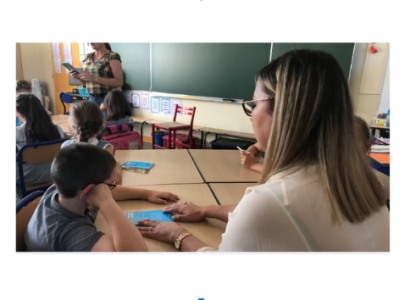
top-left (378, 52), bottom-right (390, 114)
top-left (20, 43), bottom-right (56, 114)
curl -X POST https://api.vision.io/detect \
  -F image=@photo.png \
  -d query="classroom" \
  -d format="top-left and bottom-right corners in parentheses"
top-left (15, 42), bottom-right (390, 252)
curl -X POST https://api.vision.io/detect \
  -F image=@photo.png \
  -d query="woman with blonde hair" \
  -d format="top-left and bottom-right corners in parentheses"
top-left (136, 49), bottom-right (389, 252)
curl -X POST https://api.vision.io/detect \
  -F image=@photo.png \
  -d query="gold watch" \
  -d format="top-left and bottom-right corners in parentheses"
top-left (175, 231), bottom-right (192, 250)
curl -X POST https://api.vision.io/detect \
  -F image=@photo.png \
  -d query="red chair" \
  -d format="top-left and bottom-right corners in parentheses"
top-left (152, 105), bottom-right (196, 149)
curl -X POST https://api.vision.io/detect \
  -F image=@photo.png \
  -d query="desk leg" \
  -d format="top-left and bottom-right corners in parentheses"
top-left (140, 122), bottom-right (146, 145)
top-left (202, 132), bottom-right (210, 149)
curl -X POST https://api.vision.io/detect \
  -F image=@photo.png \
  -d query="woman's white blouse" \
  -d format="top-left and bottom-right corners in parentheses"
top-left (199, 166), bottom-right (389, 252)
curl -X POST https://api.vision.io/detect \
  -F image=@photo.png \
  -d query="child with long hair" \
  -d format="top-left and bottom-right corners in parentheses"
top-left (16, 94), bottom-right (64, 185)
top-left (100, 90), bottom-right (134, 127)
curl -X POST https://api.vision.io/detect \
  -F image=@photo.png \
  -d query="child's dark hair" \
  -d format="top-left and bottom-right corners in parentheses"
top-left (69, 100), bottom-right (104, 142)
top-left (16, 94), bottom-right (61, 143)
top-left (354, 116), bottom-right (372, 153)
top-left (51, 143), bottom-right (116, 198)
top-left (104, 90), bottom-right (132, 122)
top-left (16, 80), bottom-right (32, 92)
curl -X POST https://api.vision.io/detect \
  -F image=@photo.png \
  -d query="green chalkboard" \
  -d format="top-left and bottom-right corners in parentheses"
top-left (152, 43), bottom-right (271, 99)
top-left (271, 43), bottom-right (355, 79)
top-left (110, 43), bottom-right (150, 90)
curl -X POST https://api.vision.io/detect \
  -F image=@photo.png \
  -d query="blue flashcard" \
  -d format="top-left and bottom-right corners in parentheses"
top-left (126, 210), bottom-right (174, 226)
top-left (121, 161), bottom-right (155, 170)
top-left (161, 97), bottom-right (171, 115)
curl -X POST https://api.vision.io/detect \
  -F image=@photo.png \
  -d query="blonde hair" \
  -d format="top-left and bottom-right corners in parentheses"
top-left (258, 49), bottom-right (385, 224)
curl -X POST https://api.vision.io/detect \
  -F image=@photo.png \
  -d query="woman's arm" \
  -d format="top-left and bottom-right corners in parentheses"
top-left (247, 143), bottom-right (262, 156)
top-left (78, 60), bottom-right (123, 88)
top-left (163, 202), bottom-right (236, 223)
top-left (137, 219), bottom-right (208, 252)
top-left (70, 71), bottom-right (87, 86)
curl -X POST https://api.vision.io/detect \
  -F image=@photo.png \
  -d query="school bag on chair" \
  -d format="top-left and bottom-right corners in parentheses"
top-left (99, 124), bottom-right (142, 154)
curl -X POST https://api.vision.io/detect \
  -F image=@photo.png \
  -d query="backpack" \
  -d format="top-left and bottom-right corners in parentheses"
top-left (100, 124), bottom-right (142, 154)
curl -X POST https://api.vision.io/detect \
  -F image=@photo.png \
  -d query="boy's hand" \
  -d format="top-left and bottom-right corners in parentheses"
top-left (85, 184), bottom-right (114, 210)
top-left (146, 190), bottom-right (180, 204)
top-left (163, 202), bottom-right (205, 222)
top-left (241, 151), bottom-right (256, 169)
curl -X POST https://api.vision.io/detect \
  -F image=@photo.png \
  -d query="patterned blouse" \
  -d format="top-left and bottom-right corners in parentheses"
top-left (82, 51), bottom-right (121, 95)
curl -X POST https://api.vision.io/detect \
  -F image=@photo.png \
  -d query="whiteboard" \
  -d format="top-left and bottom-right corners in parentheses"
top-left (378, 51), bottom-right (390, 114)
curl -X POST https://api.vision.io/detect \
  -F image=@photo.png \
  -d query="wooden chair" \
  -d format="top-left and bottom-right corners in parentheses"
top-left (16, 191), bottom-right (44, 251)
top-left (152, 105), bottom-right (196, 149)
top-left (60, 92), bottom-right (75, 115)
top-left (16, 138), bottom-right (70, 198)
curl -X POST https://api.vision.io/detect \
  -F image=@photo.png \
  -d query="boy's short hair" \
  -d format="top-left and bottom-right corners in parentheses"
top-left (16, 80), bottom-right (32, 92)
top-left (51, 143), bottom-right (117, 198)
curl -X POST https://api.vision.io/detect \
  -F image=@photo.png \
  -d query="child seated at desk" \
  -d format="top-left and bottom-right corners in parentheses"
top-left (100, 90), bottom-right (134, 127)
top-left (240, 142), bottom-right (264, 173)
top-left (16, 94), bottom-right (65, 188)
top-left (16, 80), bottom-right (52, 116)
top-left (62, 100), bottom-right (123, 180)
top-left (25, 143), bottom-right (179, 251)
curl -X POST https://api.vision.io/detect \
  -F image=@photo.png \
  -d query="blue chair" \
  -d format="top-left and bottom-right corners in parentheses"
top-left (371, 161), bottom-right (390, 176)
top-left (16, 138), bottom-right (70, 198)
top-left (60, 92), bottom-right (75, 115)
top-left (16, 190), bottom-right (44, 251)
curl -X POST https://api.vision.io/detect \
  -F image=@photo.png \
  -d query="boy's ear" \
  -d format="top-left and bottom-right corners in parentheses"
top-left (80, 184), bottom-right (94, 200)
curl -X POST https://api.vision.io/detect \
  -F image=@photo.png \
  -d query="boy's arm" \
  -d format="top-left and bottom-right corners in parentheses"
top-left (87, 185), bottom-right (148, 252)
top-left (111, 186), bottom-right (179, 204)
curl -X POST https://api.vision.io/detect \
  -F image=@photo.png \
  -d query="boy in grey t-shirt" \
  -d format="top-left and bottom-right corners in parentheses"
top-left (25, 143), bottom-right (180, 251)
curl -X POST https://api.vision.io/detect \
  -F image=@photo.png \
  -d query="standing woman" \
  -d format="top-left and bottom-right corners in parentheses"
top-left (70, 43), bottom-right (123, 107)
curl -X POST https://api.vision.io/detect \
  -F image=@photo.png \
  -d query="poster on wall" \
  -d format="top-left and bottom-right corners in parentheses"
top-left (141, 94), bottom-right (150, 111)
top-left (123, 91), bottom-right (133, 106)
top-left (151, 97), bottom-right (160, 114)
top-left (132, 93), bottom-right (140, 109)
top-left (171, 98), bottom-right (183, 116)
top-left (63, 43), bottom-right (72, 74)
top-left (161, 98), bottom-right (171, 115)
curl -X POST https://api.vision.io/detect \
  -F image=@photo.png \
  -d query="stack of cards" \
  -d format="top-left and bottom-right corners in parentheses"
top-left (121, 161), bottom-right (155, 174)
top-left (126, 210), bottom-right (174, 226)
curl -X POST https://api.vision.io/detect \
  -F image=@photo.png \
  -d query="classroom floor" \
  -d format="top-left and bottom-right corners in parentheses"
top-left (143, 142), bottom-right (152, 149)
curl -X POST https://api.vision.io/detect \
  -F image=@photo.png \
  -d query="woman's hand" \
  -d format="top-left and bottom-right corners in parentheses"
top-left (163, 202), bottom-right (205, 222)
top-left (241, 151), bottom-right (256, 169)
top-left (69, 71), bottom-right (80, 80)
top-left (146, 190), bottom-right (180, 204)
top-left (138, 219), bottom-right (185, 244)
top-left (79, 71), bottom-right (96, 82)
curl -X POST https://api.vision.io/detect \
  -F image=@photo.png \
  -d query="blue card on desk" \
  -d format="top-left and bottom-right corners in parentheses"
top-left (122, 161), bottom-right (155, 170)
top-left (126, 210), bottom-right (173, 226)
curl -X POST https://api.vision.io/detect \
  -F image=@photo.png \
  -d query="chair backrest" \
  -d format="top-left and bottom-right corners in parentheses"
top-left (173, 105), bottom-right (196, 127)
top-left (60, 92), bottom-right (75, 115)
top-left (17, 138), bottom-right (70, 197)
top-left (16, 191), bottom-right (44, 251)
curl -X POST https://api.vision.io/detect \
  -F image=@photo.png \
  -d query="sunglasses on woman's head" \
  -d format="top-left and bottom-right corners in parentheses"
top-left (80, 182), bottom-right (117, 191)
top-left (242, 97), bottom-right (274, 116)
